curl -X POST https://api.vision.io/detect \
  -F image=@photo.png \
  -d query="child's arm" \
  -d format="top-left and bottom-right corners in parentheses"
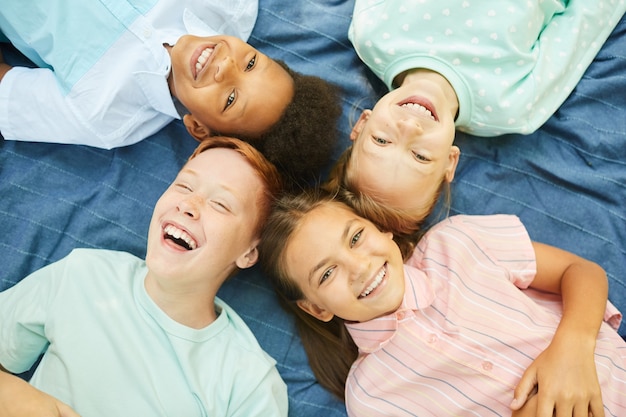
top-left (0, 365), bottom-right (81, 417)
top-left (0, 50), bottom-right (12, 82)
top-left (510, 241), bottom-right (607, 417)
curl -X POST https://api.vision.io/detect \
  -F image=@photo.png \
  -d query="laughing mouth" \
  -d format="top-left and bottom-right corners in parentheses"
top-left (401, 103), bottom-right (435, 120)
top-left (164, 224), bottom-right (197, 250)
top-left (195, 47), bottom-right (214, 78)
top-left (397, 97), bottom-right (438, 121)
top-left (359, 263), bottom-right (387, 298)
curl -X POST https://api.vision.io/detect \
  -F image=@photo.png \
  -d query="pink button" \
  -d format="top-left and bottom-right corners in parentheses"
top-left (482, 361), bottom-right (493, 371)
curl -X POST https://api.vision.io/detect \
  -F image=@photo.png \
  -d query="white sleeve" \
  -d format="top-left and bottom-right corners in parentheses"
top-left (0, 67), bottom-right (105, 146)
top-left (0, 65), bottom-right (175, 148)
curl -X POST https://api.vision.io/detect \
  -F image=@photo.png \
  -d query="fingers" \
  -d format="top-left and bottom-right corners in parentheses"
top-left (539, 394), bottom-right (605, 417)
top-left (511, 372), bottom-right (538, 410)
top-left (588, 396), bottom-right (605, 417)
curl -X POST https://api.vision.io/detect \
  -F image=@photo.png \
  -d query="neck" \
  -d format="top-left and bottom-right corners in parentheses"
top-left (144, 273), bottom-right (220, 329)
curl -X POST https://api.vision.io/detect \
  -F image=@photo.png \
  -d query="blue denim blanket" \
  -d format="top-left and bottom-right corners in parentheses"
top-left (1, 1), bottom-right (624, 416)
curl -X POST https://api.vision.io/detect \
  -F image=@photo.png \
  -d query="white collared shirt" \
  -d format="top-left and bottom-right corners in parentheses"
top-left (0, 0), bottom-right (257, 148)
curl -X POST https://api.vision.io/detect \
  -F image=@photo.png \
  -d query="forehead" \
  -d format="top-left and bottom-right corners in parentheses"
top-left (289, 203), bottom-right (356, 248)
top-left (284, 203), bottom-right (353, 275)
top-left (184, 148), bottom-right (263, 201)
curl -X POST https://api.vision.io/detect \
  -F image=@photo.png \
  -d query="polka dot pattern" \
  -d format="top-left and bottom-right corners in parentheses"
top-left (348, 0), bottom-right (625, 136)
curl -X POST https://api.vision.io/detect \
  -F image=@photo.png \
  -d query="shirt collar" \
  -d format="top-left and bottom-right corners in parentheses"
top-left (346, 264), bottom-right (435, 353)
top-left (131, 68), bottom-right (178, 119)
top-left (148, 8), bottom-right (233, 120)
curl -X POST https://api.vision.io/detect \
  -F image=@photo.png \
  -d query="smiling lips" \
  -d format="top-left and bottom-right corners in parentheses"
top-left (397, 96), bottom-right (438, 121)
top-left (359, 263), bottom-right (387, 298)
top-left (164, 224), bottom-right (197, 250)
top-left (194, 47), bottom-right (214, 79)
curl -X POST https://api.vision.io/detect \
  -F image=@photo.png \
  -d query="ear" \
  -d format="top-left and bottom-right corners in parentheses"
top-left (235, 241), bottom-right (259, 269)
top-left (183, 114), bottom-right (212, 142)
top-left (349, 109), bottom-right (372, 142)
top-left (296, 299), bottom-right (334, 322)
top-left (444, 145), bottom-right (461, 183)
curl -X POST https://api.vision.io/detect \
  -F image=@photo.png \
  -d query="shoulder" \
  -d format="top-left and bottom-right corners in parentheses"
top-left (209, 298), bottom-right (287, 408)
top-left (52, 249), bottom-right (144, 286)
top-left (426, 214), bottom-right (524, 236)
top-left (412, 214), bottom-right (530, 265)
top-left (214, 297), bottom-right (277, 367)
top-left (63, 248), bottom-right (142, 268)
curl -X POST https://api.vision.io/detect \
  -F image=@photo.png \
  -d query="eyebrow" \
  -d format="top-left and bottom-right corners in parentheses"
top-left (178, 168), bottom-right (243, 210)
top-left (307, 218), bottom-right (356, 285)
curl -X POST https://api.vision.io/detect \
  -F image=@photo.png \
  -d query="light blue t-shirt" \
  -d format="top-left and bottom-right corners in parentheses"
top-left (349, 0), bottom-right (626, 136)
top-left (0, 249), bottom-right (288, 417)
top-left (0, 0), bottom-right (258, 148)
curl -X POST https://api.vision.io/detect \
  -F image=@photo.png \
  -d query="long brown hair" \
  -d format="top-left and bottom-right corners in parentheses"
top-left (258, 189), bottom-right (359, 400)
top-left (325, 145), bottom-right (450, 258)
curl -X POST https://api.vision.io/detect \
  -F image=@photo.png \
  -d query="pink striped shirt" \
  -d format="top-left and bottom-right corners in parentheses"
top-left (345, 215), bottom-right (626, 417)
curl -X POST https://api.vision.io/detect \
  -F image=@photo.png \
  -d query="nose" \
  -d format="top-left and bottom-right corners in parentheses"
top-left (177, 195), bottom-right (202, 219)
top-left (346, 251), bottom-right (370, 283)
top-left (214, 56), bottom-right (236, 83)
top-left (397, 117), bottom-right (424, 137)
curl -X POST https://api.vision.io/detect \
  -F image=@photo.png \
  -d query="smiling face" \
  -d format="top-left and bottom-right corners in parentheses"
top-left (168, 35), bottom-right (294, 138)
top-left (349, 76), bottom-right (460, 219)
top-left (145, 147), bottom-right (264, 292)
top-left (283, 201), bottom-right (405, 323)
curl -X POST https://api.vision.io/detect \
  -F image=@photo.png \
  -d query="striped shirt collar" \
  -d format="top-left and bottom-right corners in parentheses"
top-left (346, 263), bottom-right (436, 353)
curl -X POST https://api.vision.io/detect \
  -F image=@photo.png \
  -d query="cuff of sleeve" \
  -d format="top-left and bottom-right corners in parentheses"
top-left (604, 300), bottom-right (622, 331)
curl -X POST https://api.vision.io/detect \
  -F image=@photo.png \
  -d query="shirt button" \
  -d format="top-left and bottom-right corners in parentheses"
top-left (143, 27), bottom-right (152, 38)
top-left (396, 311), bottom-right (406, 320)
top-left (482, 361), bottom-right (493, 371)
top-left (427, 334), bottom-right (438, 344)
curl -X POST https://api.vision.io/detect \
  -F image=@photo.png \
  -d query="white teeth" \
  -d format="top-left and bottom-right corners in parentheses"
top-left (360, 265), bottom-right (386, 298)
top-left (402, 102), bottom-right (435, 120)
top-left (195, 47), bottom-right (213, 74)
top-left (164, 224), bottom-right (197, 250)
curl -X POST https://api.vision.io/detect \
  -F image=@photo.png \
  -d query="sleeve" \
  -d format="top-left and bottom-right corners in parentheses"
top-left (0, 67), bottom-right (100, 146)
top-left (0, 66), bottom-right (173, 148)
top-left (182, 0), bottom-right (258, 41)
top-left (229, 366), bottom-right (288, 417)
top-left (0, 255), bottom-right (68, 373)
top-left (523, 0), bottom-right (626, 132)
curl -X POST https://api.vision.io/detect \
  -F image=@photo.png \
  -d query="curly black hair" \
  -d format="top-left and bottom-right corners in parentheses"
top-left (241, 61), bottom-right (342, 189)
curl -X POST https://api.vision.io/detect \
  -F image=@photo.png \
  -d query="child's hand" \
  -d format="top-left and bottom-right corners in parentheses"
top-left (0, 371), bottom-right (81, 417)
top-left (510, 334), bottom-right (604, 417)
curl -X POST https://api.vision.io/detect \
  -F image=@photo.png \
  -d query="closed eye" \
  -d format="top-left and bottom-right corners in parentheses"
top-left (210, 200), bottom-right (231, 213)
top-left (176, 183), bottom-right (192, 192)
